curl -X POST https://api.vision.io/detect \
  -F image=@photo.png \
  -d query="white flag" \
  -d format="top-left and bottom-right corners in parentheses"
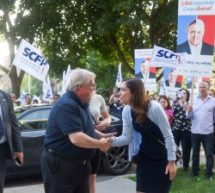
top-left (16, 91), bottom-right (27, 105)
top-left (115, 63), bottom-right (122, 88)
top-left (61, 65), bottom-right (72, 94)
top-left (12, 39), bottom-right (49, 81)
top-left (43, 76), bottom-right (53, 100)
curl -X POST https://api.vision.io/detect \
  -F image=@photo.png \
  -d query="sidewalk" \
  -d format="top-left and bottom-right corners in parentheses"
top-left (4, 150), bottom-right (206, 193)
top-left (96, 149), bottom-right (206, 193)
top-left (96, 174), bottom-right (135, 193)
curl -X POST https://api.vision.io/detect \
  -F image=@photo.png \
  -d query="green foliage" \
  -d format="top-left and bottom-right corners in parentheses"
top-left (0, 0), bottom-right (178, 94)
top-left (128, 166), bottom-right (215, 193)
top-left (21, 74), bottom-right (43, 96)
top-left (19, 0), bottom-right (178, 76)
top-left (170, 167), bottom-right (214, 193)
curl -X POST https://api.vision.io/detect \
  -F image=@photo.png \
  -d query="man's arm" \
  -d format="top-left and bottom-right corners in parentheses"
top-left (186, 105), bottom-right (193, 119)
top-left (69, 132), bottom-right (112, 152)
top-left (95, 130), bottom-right (117, 139)
top-left (95, 111), bottom-right (111, 131)
top-left (6, 92), bottom-right (24, 165)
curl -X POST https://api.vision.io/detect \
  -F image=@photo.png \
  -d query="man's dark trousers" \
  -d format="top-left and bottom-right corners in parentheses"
top-left (0, 143), bottom-right (7, 193)
top-left (41, 149), bottom-right (90, 193)
top-left (191, 133), bottom-right (214, 177)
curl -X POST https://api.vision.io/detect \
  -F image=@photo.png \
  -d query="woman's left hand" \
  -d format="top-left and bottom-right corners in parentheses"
top-left (165, 161), bottom-right (177, 181)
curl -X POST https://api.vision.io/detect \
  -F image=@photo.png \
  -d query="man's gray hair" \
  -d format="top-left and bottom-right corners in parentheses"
top-left (67, 68), bottom-right (96, 91)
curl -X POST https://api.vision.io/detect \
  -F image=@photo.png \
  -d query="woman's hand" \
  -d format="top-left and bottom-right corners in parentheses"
top-left (95, 130), bottom-right (117, 139)
top-left (165, 161), bottom-right (177, 181)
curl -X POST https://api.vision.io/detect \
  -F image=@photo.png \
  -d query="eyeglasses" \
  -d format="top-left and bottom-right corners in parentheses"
top-left (85, 83), bottom-right (96, 89)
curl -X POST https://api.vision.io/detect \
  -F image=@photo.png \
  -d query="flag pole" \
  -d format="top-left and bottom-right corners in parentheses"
top-left (28, 74), bottom-right (31, 94)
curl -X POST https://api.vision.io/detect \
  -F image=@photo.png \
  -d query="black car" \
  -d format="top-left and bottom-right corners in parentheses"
top-left (6, 104), bottom-right (132, 178)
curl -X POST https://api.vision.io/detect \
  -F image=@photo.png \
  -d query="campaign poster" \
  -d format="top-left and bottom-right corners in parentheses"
top-left (177, 0), bottom-right (215, 77)
top-left (159, 67), bottom-right (183, 100)
top-left (134, 49), bottom-right (157, 92)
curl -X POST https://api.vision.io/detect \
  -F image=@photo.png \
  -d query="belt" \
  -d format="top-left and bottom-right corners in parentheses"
top-left (45, 148), bottom-right (89, 165)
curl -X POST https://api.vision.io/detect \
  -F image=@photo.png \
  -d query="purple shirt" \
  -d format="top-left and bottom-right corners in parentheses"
top-left (165, 109), bottom-right (173, 125)
top-left (186, 95), bottom-right (215, 134)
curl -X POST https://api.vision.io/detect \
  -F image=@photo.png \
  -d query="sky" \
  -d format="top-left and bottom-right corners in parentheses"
top-left (0, 41), bottom-right (10, 68)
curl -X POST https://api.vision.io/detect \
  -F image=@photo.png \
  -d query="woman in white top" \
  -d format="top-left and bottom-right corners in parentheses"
top-left (89, 92), bottom-right (111, 193)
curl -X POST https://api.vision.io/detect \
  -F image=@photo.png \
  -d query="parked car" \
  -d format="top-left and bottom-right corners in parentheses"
top-left (6, 104), bottom-right (132, 178)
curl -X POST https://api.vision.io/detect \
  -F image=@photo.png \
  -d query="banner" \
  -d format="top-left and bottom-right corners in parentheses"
top-left (134, 49), bottom-right (157, 92)
top-left (177, 0), bottom-right (215, 77)
top-left (150, 45), bottom-right (187, 68)
top-left (115, 63), bottom-right (122, 88)
top-left (12, 39), bottom-right (49, 81)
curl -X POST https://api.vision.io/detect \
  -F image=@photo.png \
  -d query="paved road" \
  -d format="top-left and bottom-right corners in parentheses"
top-left (4, 150), bottom-right (206, 193)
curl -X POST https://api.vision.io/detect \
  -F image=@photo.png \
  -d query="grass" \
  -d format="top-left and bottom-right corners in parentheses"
top-left (128, 165), bottom-right (215, 193)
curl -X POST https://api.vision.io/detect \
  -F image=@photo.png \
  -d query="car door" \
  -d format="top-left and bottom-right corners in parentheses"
top-left (6, 107), bottom-right (51, 177)
top-left (19, 107), bottom-right (50, 166)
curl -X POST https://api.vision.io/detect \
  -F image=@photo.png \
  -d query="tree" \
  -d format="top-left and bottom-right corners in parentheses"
top-left (21, 0), bottom-right (178, 76)
top-left (0, 0), bottom-right (178, 96)
top-left (0, 0), bottom-right (25, 96)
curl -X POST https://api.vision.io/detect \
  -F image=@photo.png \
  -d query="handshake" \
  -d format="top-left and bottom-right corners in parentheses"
top-left (97, 132), bottom-right (116, 153)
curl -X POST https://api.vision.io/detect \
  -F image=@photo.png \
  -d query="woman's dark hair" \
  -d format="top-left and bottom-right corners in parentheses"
top-left (124, 78), bottom-right (149, 123)
top-left (158, 95), bottom-right (171, 109)
top-left (176, 88), bottom-right (190, 102)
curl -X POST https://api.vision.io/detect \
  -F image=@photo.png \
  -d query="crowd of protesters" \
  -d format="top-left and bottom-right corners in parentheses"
top-left (152, 81), bottom-right (215, 180)
top-left (1, 69), bottom-right (215, 193)
top-left (157, 81), bottom-right (215, 181)
top-left (9, 92), bottom-right (61, 107)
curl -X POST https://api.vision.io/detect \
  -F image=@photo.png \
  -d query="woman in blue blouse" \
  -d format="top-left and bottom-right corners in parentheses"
top-left (111, 78), bottom-right (177, 193)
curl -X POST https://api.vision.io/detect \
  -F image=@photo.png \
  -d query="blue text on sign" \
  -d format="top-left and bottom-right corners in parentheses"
top-left (22, 47), bottom-right (48, 66)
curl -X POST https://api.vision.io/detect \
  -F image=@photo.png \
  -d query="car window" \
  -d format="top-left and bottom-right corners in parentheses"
top-left (111, 115), bottom-right (120, 123)
top-left (20, 109), bottom-right (50, 121)
top-left (19, 109), bottom-right (50, 131)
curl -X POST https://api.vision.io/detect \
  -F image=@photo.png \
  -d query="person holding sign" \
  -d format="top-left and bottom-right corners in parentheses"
top-left (187, 81), bottom-right (215, 179)
top-left (172, 89), bottom-right (192, 171)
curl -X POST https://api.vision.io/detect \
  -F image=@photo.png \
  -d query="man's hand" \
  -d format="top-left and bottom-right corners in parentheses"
top-left (187, 105), bottom-right (193, 112)
top-left (99, 138), bottom-right (112, 153)
top-left (95, 121), bottom-right (108, 131)
top-left (14, 152), bottom-right (24, 166)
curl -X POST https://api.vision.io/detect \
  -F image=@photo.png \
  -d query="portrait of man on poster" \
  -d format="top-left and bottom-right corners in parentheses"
top-left (164, 68), bottom-right (182, 88)
top-left (177, 18), bottom-right (214, 55)
top-left (135, 59), bottom-right (156, 80)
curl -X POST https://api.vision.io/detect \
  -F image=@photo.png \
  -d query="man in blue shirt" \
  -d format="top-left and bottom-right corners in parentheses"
top-left (187, 81), bottom-right (215, 179)
top-left (41, 68), bottom-right (112, 193)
